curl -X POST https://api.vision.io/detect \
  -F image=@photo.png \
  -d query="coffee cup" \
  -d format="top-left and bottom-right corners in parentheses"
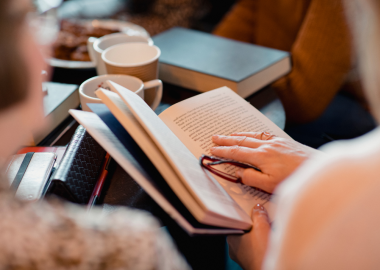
top-left (102, 42), bottom-right (161, 106)
top-left (79, 74), bottom-right (162, 112)
top-left (102, 42), bottom-right (161, 81)
top-left (87, 33), bottom-right (154, 75)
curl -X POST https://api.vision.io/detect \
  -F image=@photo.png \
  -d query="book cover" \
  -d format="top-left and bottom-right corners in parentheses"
top-left (153, 27), bottom-right (291, 97)
top-left (31, 82), bottom-right (80, 145)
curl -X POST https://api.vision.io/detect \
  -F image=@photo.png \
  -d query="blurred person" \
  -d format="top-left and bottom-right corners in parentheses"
top-left (124, 0), bottom-right (208, 36)
top-left (0, 0), bottom-right (189, 269)
top-left (214, 0), bottom-right (376, 148)
top-left (210, 0), bottom-right (380, 268)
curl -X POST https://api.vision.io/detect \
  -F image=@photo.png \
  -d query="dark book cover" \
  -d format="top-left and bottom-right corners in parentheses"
top-left (48, 125), bottom-right (106, 204)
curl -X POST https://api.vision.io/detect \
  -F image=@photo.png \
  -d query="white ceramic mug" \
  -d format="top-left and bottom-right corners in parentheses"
top-left (102, 43), bottom-right (161, 107)
top-left (79, 74), bottom-right (162, 112)
top-left (87, 33), bottom-right (154, 75)
top-left (101, 42), bottom-right (161, 81)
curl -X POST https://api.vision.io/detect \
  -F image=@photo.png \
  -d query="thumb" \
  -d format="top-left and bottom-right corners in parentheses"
top-left (236, 168), bottom-right (274, 193)
top-left (252, 204), bottom-right (271, 229)
top-left (250, 204), bottom-right (271, 270)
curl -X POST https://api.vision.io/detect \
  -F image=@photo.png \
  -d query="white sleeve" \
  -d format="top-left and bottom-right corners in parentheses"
top-left (263, 132), bottom-right (380, 270)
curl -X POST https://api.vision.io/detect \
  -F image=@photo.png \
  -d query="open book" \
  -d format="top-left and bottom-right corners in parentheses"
top-left (69, 82), bottom-right (291, 234)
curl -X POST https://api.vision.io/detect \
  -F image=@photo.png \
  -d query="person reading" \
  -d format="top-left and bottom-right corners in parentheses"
top-left (210, 0), bottom-right (380, 268)
top-left (214, 0), bottom-right (376, 148)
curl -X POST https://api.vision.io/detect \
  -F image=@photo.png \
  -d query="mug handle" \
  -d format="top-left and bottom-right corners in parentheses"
top-left (87, 37), bottom-right (98, 65)
top-left (143, 79), bottom-right (163, 111)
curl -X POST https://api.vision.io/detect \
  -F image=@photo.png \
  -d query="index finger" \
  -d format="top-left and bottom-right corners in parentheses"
top-left (210, 145), bottom-right (263, 167)
top-left (230, 132), bottom-right (272, 140)
top-left (212, 135), bottom-right (264, 149)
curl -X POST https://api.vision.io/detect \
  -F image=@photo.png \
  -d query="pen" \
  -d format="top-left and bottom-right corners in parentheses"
top-left (87, 153), bottom-right (111, 211)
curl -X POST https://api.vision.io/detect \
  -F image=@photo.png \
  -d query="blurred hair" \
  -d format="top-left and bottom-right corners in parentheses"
top-left (0, 0), bottom-right (29, 111)
top-left (345, 0), bottom-right (380, 122)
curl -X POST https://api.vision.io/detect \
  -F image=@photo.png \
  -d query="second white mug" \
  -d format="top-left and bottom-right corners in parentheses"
top-left (79, 74), bottom-right (162, 112)
top-left (87, 33), bottom-right (154, 75)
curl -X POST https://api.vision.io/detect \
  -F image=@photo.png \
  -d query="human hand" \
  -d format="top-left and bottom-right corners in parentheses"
top-left (228, 204), bottom-right (270, 270)
top-left (211, 132), bottom-right (319, 193)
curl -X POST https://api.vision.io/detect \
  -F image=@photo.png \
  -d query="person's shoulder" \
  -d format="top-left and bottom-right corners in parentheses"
top-left (266, 129), bottom-right (380, 270)
top-left (281, 127), bottom-right (380, 193)
top-left (310, 127), bottom-right (380, 189)
top-left (273, 128), bottom-right (380, 222)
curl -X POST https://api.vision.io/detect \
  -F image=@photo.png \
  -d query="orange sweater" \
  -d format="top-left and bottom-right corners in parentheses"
top-left (214, 0), bottom-right (358, 124)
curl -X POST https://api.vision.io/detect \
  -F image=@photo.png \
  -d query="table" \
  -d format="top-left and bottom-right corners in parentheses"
top-left (49, 67), bottom-right (285, 270)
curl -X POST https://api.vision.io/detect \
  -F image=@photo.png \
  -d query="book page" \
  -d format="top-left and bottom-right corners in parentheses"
top-left (107, 81), bottom-right (252, 230)
top-left (95, 89), bottom-right (208, 222)
top-left (68, 110), bottom-right (200, 234)
top-left (71, 108), bottom-right (244, 235)
top-left (159, 87), bottom-right (290, 216)
top-left (69, 110), bottom-right (180, 217)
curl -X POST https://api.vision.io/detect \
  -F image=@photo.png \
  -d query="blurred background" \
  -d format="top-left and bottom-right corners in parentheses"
top-left (57, 0), bottom-right (236, 34)
top-left (48, 0), bottom-right (237, 85)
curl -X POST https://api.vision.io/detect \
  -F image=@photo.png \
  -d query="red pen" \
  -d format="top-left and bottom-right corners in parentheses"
top-left (87, 153), bottom-right (111, 211)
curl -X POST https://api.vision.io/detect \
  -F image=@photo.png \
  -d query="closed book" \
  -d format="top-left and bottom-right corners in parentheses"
top-left (31, 82), bottom-right (80, 145)
top-left (17, 146), bottom-right (67, 169)
top-left (153, 27), bottom-right (291, 98)
top-left (5, 152), bottom-right (56, 201)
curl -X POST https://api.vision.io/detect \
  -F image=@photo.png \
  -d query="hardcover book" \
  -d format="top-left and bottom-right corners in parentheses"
top-left (153, 27), bottom-right (291, 98)
top-left (5, 152), bottom-right (56, 201)
top-left (70, 81), bottom-right (291, 234)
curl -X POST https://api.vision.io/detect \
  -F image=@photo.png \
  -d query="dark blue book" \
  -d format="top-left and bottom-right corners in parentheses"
top-left (153, 27), bottom-right (291, 98)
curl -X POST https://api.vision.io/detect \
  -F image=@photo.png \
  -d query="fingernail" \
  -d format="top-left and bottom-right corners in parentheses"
top-left (235, 168), bottom-right (244, 179)
top-left (253, 203), bottom-right (265, 211)
top-left (212, 135), bottom-right (219, 139)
